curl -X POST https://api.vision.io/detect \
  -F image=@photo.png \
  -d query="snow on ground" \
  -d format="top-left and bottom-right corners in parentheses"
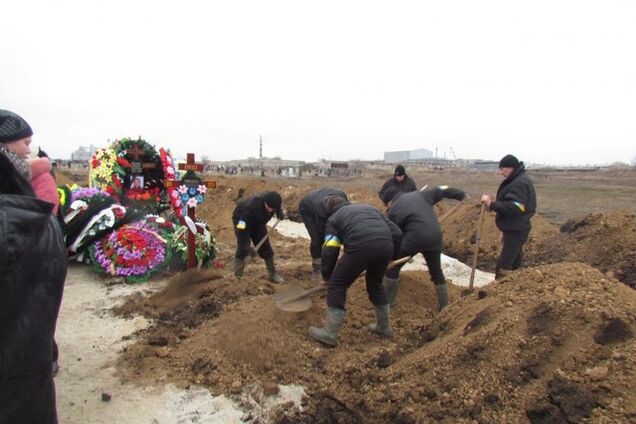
top-left (56, 265), bottom-right (303, 424)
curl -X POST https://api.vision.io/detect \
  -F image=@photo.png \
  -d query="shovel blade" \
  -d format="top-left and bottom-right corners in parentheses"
top-left (275, 283), bottom-right (314, 313)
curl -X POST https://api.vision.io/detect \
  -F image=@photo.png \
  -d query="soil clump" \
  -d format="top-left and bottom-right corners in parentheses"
top-left (529, 211), bottom-right (636, 289)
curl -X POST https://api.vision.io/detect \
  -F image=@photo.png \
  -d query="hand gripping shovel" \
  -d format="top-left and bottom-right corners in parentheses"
top-left (246, 219), bottom-right (280, 261)
top-left (275, 255), bottom-right (413, 312)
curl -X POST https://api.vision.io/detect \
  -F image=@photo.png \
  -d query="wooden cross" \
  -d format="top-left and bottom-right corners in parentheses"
top-left (126, 143), bottom-right (158, 172)
top-left (165, 153), bottom-right (216, 268)
top-left (127, 144), bottom-right (145, 161)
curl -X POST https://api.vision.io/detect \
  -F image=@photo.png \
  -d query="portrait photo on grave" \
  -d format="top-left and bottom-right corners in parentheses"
top-left (130, 176), bottom-right (144, 190)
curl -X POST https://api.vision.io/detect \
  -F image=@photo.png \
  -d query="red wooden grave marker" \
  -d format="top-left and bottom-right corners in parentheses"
top-left (165, 153), bottom-right (216, 268)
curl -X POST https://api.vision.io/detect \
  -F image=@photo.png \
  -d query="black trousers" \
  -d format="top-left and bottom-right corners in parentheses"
top-left (326, 240), bottom-right (393, 310)
top-left (496, 230), bottom-right (529, 277)
top-left (385, 248), bottom-right (446, 286)
top-left (299, 207), bottom-right (322, 259)
top-left (232, 220), bottom-right (274, 259)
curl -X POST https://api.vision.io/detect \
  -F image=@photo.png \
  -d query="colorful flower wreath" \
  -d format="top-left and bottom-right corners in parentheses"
top-left (160, 148), bottom-right (184, 216)
top-left (63, 186), bottom-right (112, 225)
top-left (169, 184), bottom-right (207, 217)
top-left (89, 221), bottom-right (170, 282)
top-left (159, 148), bottom-right (178, 182)
top-left (165, 220), bottom-right (217, 268)
top-left (90, 147), bottom-right (126, 198)
top-left (90, 137), bottom-right (162, 203)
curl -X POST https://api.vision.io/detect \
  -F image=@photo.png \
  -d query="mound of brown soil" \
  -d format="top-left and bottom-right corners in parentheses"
top-left (529, 211), bottom-right (636, 289)
top-left (111, 176), bottom-right (635, 422)
top-left (441, 202), bottom-right (560, 271)
top-left (360, 263), bottom-right (636, 423)
top-left (117, 262), bottom-right (635, 423)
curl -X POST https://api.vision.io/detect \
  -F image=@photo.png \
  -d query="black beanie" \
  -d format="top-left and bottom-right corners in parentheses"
top-left (499, 154), bottom-right (520, 169)
top-left (263, 191), bottom-right (282, 210)
top-left (394, 165), bottom-right (406, 176)
top-left (0, 110), bottom-right (33, 144)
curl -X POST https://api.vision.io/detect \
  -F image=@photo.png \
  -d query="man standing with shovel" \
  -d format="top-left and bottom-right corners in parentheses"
top-left (380, 185), bottom-right (467, 311)
top-left (298, 188), bottom-right (349, 279)
top-left (232, 191), bottom-right (286, 283)
top-left (309, 201), bottom-right (403, 346)
top-left (481, 154), bottom-right (536, 278)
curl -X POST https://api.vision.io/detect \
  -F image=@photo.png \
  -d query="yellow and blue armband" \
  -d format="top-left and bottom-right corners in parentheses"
top-left (236, 220), bottom-right (247, 230)
top-left (323, 234), bottom-right (342, 248)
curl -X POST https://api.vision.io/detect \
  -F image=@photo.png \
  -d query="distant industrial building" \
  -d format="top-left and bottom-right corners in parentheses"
top-left (384, 148), bottom-right (433, 163)
top-left (71, 145), bottom-right (98, 161)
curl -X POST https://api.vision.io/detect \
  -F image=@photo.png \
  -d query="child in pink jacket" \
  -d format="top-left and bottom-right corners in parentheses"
top-left (28, 151), bottom-right (59, 214)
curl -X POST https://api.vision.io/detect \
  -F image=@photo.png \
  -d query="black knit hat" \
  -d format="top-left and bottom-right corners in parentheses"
top-left (394, 165), bottom-right (406, 176)
top-left (499, 154), bottom-right (520, 169)
top-left (0, 110), bottom-right (33, 144)
top-left (263, 191), bottom-right (282, 210)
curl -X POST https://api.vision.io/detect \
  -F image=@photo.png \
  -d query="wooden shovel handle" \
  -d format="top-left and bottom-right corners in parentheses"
top-left (253, 219), bottom-right (280, 252)
top-left (279, 283), bottom-right (328, 304)
top-left (469, 203), bottom-right (487, 290)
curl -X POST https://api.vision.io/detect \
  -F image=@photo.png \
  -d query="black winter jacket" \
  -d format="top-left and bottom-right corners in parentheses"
top-left (299, 187), bottom-right (348, 230)
top-left (378, 175), bottom-right (417, 205)
top-left (491, 166), bottom-right (536, 233)
top-left (387, 186), bottom-right (466, 252)
top-left (322, 204), bottom-right (402, 279)
top-left (1, 166), bottom-right (67, 423)
top-left (232, 192), bottom-right (284, 228)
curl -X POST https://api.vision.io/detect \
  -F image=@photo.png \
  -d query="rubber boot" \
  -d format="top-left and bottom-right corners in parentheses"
top-left (368, 304), bottom-right (394, 338)
top-left (435, 283), bottom-right (449, 311)
top-left (383, 277), bottom-right (400, 306)
top-left (234, 257), bottom-right (246, 277)
top-left (309, 307), bottom-right (346, 346)
top-left (264, 256), bottom-right (284, 284)
top-left (311, 258), bottom-right (321, 280)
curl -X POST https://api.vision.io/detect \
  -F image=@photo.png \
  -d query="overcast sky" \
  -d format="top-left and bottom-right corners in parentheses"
top-left (2, 0), bottom-right (635, 165)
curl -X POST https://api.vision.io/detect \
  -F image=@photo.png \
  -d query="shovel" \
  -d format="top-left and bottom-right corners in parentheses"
top-left (247, 219), bottom-right (280, 260)
top-left (467, 203), bottom-right (486, 292)
top-left (275, 255), bottom-right (413, 312)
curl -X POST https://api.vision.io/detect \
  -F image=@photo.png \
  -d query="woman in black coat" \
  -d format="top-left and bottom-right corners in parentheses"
top-left (1, 110), bottom-right (67, 424)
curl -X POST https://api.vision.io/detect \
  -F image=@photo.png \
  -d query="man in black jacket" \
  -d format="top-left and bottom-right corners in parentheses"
top-left (298, 187), bottom-right (349, 279)
top-left (1, 110), bottom-right (67, 424)
top-left (232, 191), bottom-right (286, 283)
top-left (481, 154), bottom-right (536, 278)
top-left (309, 202), bottom-right (403, 346)
top-left (378, 164), bottom-right (417, 206)
top-left (382, 186), bottom-right (466, 311)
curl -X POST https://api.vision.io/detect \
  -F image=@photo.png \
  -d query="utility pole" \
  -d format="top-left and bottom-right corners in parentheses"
top-left (259, 135), bottom-right (263, 159)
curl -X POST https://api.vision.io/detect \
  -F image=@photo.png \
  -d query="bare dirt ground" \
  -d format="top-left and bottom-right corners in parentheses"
top-left (55, 168), bottom-right (636, 423)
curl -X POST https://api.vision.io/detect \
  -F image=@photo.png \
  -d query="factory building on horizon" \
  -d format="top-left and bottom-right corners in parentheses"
top-left (383, 148), bottom-right (433, 163)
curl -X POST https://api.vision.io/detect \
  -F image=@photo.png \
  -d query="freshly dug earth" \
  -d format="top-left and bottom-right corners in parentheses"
top-left (440, 202), bottom-right (560, 272)
top-left (529, 211), bottom-right (636, 289)
top-left (117, 262), bottom-right (635, 423)
top-left (113, 176), bottom-right (636, 422)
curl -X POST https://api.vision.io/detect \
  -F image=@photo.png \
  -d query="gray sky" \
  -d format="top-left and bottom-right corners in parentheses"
top-left (2, 0), bottom-right (635, 165)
